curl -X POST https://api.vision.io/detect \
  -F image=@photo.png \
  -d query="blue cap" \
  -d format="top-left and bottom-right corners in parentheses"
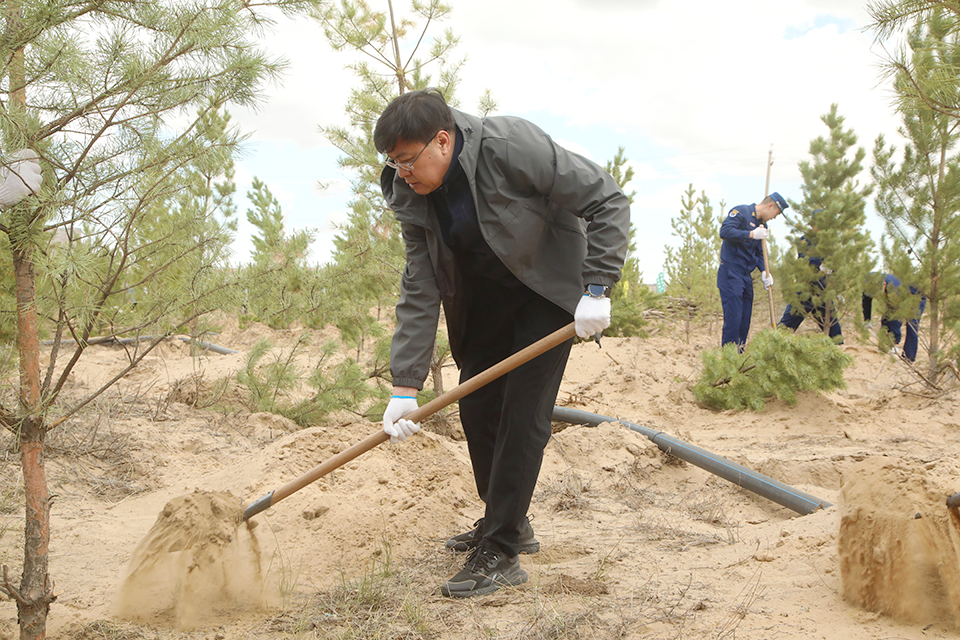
top-left (769, 192), bottom-right (789, 218)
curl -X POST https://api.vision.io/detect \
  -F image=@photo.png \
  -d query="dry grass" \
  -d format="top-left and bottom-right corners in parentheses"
top-left (164, 371), bottom-right (233, 409)
top-left (71, 620), bottom-right (147, 640)
top-left (715, 567), bottom-right (766, 639)
top-left (539, 470), bottom-right (593, 513)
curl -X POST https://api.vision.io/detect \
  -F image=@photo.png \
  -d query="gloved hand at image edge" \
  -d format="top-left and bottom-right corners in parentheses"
top-left (0, 149), bottom-right (42, 209)
top-left (761, 271), bottom-right (774, 290)
top-left (382, 395), bottom-right (421, 444)
top-left (574, 294), bottom-right (611, 339)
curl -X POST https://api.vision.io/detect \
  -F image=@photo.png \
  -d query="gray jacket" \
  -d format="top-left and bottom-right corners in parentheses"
top-left (381, 108), bottom-right (631, 389)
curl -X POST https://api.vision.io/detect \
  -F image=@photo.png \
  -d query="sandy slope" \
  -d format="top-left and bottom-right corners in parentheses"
top-left (0, 318), bottom-right (958, 639)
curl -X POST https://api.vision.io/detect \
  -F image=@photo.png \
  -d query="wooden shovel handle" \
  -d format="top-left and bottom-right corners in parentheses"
top-left (243, 321), bottom-right (577, 520)
top-left (761, 238), bottom-right (776, 329)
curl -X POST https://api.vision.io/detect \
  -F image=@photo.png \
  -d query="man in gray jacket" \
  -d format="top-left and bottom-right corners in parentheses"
top-left (374, 89), bottom-right (630, 598)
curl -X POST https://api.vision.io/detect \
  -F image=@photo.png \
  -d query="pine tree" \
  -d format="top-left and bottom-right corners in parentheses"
top-left (243, 177), bottom-right (317, 328)
top-left (315, 0), bottom-right (471, 323)
top-left (693, 330), bottom-right (853, 411)
top-left (868, 1), bottom-right (960, 118)
top-left (778, 104), bottom-right (874, 340)
top-left (663, 184), bottom-right (723, 342)
top-left (604, 147), bottom-right (651, 337)
top-left (312, 0), bottom-right (491, 395)
top-left (0, 1), bottom-right (319, 636)
top-left (871, 11), bottom-right (960, 382)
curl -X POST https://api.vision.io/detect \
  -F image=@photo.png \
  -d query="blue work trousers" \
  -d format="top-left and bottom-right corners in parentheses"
top-left (717, 264), bottom-right (754, 350)
top-left (874, 297), bottom-right (926, 362)
top-left (779, 301), bottom-right (843, 342)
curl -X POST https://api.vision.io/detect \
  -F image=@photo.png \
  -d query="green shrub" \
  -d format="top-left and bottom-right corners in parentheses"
top-left (235, 333), bottom-right (374, 427)
top-left (693, 328), bottom-right (853, 411)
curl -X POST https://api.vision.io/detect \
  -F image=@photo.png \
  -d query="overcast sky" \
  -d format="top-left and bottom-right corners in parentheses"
top-left (229, 0), bottom-right (901, 282)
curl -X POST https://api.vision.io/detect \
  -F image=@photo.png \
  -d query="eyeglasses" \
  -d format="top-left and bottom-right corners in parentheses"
top-left (385, 132), bottom-right (439, 172)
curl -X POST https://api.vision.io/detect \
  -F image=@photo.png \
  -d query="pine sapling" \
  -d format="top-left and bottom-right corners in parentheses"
top-left (693, 329), bottom-right (853, 411)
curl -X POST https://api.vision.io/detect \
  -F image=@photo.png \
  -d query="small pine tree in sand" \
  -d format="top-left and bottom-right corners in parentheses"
top-left (693, 329), bottom-right (853, 411)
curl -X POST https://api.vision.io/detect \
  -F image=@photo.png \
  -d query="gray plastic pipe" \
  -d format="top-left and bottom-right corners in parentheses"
top-left (551, 406), bottom-right (832, 516)
top-left (41, 334), bottom-right (238, 355)
top-left (176, 336), bottom-right (239, 355)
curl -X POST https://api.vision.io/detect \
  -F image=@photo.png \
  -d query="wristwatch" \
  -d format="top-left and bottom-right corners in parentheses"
top-left (585, 284), bottom-right (610, 299)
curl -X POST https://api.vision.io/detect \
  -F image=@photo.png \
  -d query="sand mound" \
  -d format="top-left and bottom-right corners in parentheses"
top-left (839, 456), bottom-right (960, 628)
top-left (114, 490), bottom-right (270, 630)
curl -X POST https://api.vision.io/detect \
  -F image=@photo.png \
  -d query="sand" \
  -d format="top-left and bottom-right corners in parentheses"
top-left (1, 317), bottom-right (959, 639)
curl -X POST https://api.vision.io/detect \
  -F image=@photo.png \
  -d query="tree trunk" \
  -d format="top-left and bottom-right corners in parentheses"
top-left (4, 2), bottom-right (55, 637)
top-left (928, 287), bottom-right (940, 382)
top-left (430, 343), bottom-right (445, 397)
top-left (429, 343), bottom-right (448, 426)
top-left (386, 0), bottom-right (406, 93)
top-left (11, 244), bottom-right (56, 640)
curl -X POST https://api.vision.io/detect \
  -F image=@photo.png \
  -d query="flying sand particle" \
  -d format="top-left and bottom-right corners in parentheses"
top-left (114, 489), bottom-right (274, 630)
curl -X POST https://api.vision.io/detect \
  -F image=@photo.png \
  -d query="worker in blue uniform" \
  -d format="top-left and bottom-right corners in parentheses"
top-left (717, 192), bottom-right (788, 349)
top-left (862, 273), bottom-right (926, 362)
top-left (778, 212), bottom-right (843, 341)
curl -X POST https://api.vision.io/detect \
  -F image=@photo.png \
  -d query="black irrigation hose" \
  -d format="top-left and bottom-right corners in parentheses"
top-left (551, 406), bottom-right (833, 516)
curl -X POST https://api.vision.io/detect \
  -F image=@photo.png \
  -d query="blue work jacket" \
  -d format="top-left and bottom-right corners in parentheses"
top-left (718, 203), bottom-right (765, 279)
top-left (796, 236), bottom-right (827, 289)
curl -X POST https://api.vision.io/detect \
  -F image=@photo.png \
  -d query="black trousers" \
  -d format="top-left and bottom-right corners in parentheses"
top-left (456, 278), bottom-right (573, 557)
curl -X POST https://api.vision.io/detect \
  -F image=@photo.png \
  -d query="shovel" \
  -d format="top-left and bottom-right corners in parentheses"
top-left (242, 321), bottom-right (577, 521)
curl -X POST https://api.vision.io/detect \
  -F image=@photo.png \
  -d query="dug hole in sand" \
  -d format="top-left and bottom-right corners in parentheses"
top-left (114, 489), bottom-right (275, 630)
top-left (839, 456), bottom-right (960, 628)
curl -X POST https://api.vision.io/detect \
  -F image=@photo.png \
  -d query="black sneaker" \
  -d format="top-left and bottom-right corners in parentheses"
top-left (444, 516), bottom-right (540, 554)
top-left (440, 545), bottom-right (528, 598)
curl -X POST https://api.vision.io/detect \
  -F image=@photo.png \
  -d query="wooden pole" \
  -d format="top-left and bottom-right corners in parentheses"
top-left (762, 239), bottom-right (776, 328)
top-left (762, 146), bottom-right (776, 328)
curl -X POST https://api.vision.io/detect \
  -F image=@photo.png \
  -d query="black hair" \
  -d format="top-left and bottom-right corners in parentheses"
top-left (373, 88), bottom-right (456, 153)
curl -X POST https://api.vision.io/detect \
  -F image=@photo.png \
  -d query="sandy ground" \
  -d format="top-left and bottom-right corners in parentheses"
top-left (1, 316), bottom-right (959, 639)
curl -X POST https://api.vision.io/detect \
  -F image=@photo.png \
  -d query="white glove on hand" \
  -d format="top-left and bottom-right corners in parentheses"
top-left (819, 264), bottom-right (834, 275)
top-left (761, 271), bottom-right (774, 289)
top-left (750, 227), bottom-right (769, 240)
top-left (574, 294), bottom-right (611, 339)
top-left (0, 149), bottom-right (42, 209)
top-left (382, 395), bottom-right (420, 444)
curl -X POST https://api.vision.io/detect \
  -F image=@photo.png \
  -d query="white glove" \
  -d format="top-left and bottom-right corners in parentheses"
top-left (819, 264), bottom-right (833, 275)
top-left (574, 293), bottom-right (611, 339)
top-left (889, 346), bottom-right (899, 356)
top-left (750, 227), bottom-right (769, 240)
top-left (761, 271), bottom-right (774, 289)
top-left (0, 149), bottom-right (42, 209)
top-left (382, 395), bottom-right (420, 444)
